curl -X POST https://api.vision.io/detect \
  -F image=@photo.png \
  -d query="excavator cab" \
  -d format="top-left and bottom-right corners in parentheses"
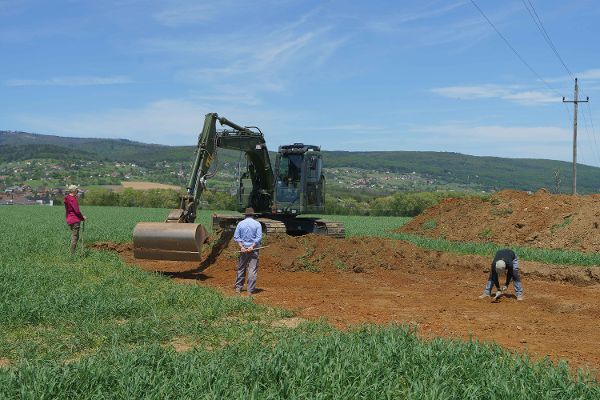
top-left (274, 144), bottom-right (325, 215)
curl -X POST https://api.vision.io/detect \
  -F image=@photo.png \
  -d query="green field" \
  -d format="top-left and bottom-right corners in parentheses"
top-left (0, 205), bottom-right (598, 398)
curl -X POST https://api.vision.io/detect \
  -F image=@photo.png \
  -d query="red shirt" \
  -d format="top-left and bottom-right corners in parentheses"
top-left (64, 194), bottom-right (84, 225)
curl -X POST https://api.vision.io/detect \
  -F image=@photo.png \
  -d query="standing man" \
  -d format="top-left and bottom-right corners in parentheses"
top-left (479, 248), bottom-right (524, 301)
top-left (233, 207), bottom-right (262, 294)
top-left (64, 184), bottom-right (86, 254)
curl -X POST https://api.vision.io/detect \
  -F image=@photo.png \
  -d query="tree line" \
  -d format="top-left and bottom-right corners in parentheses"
top-left (66, 188), bottom-right (482, 217)
top-left (72, 188), bottom-right (236, 210)
top-left (325, 191), bottom-right (484, 216)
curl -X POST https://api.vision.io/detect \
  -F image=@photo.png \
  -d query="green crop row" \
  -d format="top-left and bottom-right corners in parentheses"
top-left (389, 233), bottom-right (600, 267)
top-left (2, 325), bottom-right (598, 399)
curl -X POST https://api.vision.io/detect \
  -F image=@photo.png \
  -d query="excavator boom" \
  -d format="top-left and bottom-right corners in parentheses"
top-left (133, 112), bottom-right (345, 262)
top-left (133, 112), bottom-right (275, 261)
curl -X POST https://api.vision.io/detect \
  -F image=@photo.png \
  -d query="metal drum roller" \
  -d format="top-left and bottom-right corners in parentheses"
top-left (133, 223), bottom-right (208, 261)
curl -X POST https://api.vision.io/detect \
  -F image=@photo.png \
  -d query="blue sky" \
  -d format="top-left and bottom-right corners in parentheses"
top-left (2, 0), bottom-right (600, 165)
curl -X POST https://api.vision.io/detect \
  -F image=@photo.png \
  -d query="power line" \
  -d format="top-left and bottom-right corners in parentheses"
top-left (520, 0), bottom-right (600, 166)
top-left (469, 0), bottom-right (563, 98)
top-left (581, 102), bottom-right (600, 166)
top-left (521, 0), bottom-right (574, 79)
top-left (471, 1), bottom-right (600, 171)
top-left (471, 0), bottom-right (568, 146)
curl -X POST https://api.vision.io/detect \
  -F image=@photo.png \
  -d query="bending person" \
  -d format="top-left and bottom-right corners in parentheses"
top-left (479, 248), bottom-right (523, 301)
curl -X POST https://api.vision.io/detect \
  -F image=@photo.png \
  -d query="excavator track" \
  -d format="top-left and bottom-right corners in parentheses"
top-left (212, 215), bottom-right (289, 235)
top-left (212, 214), bottom-right (345, 238)
top-left (257, 218), bottom-right (288, 234)
top-left (314, 220), bottom-right (346, 238)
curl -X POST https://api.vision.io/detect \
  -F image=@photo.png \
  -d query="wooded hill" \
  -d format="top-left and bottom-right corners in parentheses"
top-left (2, 130), bottom-right (599, 193)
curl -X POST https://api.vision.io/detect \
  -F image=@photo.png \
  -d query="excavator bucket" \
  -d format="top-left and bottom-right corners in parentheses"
top-left (133, 222), bottom-right (208, 261)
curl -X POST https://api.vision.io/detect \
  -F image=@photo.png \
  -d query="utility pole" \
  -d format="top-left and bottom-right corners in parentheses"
top-left (563, 78), bottom-right (589, 195)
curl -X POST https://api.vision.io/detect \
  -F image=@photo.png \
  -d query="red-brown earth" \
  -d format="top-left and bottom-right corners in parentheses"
top-left (94, 231), bottom-right (600, 374)
top-left (401, 189), bottom-right (600, 252)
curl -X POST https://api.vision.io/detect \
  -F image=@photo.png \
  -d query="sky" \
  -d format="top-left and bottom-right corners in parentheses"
top-left (2, 0), bottom-right (600, 165)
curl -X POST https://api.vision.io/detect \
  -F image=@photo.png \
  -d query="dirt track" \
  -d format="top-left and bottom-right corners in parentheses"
top-left (94, 234), bottom-right (600, 374)
top-left (120, 181), bottom-right (181, 191)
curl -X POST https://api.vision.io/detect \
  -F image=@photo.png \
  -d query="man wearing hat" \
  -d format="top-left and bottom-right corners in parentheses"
top-left (479, 248), bottom-right (524, 301)
top-left (64, 184), bottom-right (86, 254)
top-left (233, 207), bottom-right (263, 294)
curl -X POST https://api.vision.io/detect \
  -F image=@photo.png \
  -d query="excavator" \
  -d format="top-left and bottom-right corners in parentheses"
top-left (132, 112), bottom-right (345, 261)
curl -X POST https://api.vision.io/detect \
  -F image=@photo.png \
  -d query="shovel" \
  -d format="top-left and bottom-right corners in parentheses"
top-left (80, 219), bottom-right (85, 252)
top-left (237, 245), bottom-right (269, 253)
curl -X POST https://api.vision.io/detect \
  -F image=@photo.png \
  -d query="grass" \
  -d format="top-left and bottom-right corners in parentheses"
top-left (551, 216), bottom-right (573, 233)
top-left (389, 232), bottom-right (600, 267)
top-left (478, 228), bottom-right (493, 239)
top-left (422, 219), bottom-right (437, 230)
top-left (0, 205), bottom-right (598, 398)
top-left (334, 258), bottom-right (348, 271)
top-left (490, 206), bottom-right (513, 216)
top-left (0, 205), bottom-right (287, 365)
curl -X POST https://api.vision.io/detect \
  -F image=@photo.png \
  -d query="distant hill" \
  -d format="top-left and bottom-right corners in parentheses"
top-left (0, 131), bottom-right (191, 164)
top-left (323, 150), bottom-right (600, 193)
top-left (1, 130), bottom-right (599, 193)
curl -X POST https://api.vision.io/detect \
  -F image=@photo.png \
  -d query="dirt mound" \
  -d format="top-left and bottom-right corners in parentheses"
top-left (400, 189), bottom-right (600, 252)
top-left (92, 233), bottom-right (600, 372)
top-left (92, 242), bottom-right (132, 253)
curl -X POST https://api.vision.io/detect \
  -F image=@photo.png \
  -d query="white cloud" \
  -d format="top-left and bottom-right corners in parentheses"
top-left (153, 2), bottom-right (217, 27)
top-left (431, 84), bottom-right (512, 99)
top-left (0, 0), bottom-right (29, 15)
top-left (142, 26), bottom-right (340, 76)
top-left (548, 68), bottom-right (600, 83)
top-left (140, 13), bottom-right (348, 106)
top-left (431, 84), bottom-right (559, 105)
top-left (17, 99), bottom-right (205, 144)
top-left (416, 123), bottom-right (569, 142)
top-left (188, 84), bottom-right (268, 107)
top-left (363, 1), bottom-right (513, 49)
top-left (577, 69), bottom-right (600, 81)
top-left (502, 91), bottom-right (558, 104)
top-left (310, 124), bottom-right (385, 132)
top-left (366, 1), bottom-right (467, 33)
top-left (396, 122), bottom-right (579, 162)
top-left (5, 76), bottom-right (133, 87)
top-left (15, 98), bottom-right (296, 146)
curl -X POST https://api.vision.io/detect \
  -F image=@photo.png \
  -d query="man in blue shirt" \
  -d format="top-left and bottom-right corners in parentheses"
top-left (233, 207), bottom-right (263, 294)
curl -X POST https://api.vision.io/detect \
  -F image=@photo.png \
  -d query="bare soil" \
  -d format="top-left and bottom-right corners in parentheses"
top-left (120, 181), bottom-right (181, 191)
top-left (94, 233), bottom-right (600, 374)
top-left (401, 189), bottom-right (600, 252)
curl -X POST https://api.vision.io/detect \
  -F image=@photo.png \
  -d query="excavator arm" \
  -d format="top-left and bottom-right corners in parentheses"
top-left (133, 113), bottom-right (275, 260)
top-left (166, 112), bottom-right (220, 223)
